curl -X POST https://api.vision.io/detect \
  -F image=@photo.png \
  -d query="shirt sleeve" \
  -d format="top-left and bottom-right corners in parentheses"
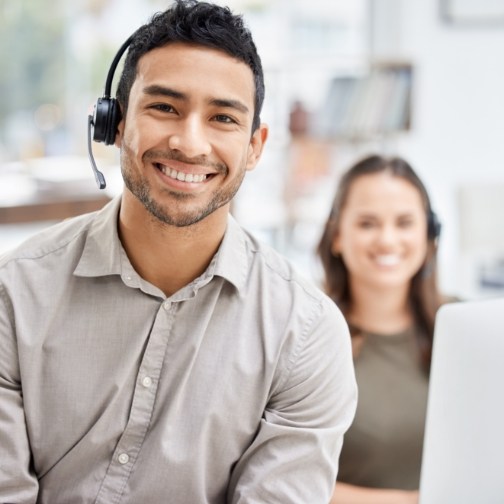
top-left (0, 283), bottom-right (39, 503)
top-left (227, 296), bottom-right (357, 504)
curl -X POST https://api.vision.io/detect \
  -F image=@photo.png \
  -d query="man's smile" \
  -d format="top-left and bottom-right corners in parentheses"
top-left (155, 163), bottom-right (209, 183)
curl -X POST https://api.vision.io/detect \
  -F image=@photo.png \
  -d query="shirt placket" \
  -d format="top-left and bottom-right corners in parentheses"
top-left (94, 298), bottom-right (175, 504)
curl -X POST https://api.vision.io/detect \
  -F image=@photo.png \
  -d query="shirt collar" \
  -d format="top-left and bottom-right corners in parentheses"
top-left (212, 214), bottom-right (248, 293)
top-left (74, 195), bottom-right (249, 293)
top-left (74, 196), bottom-right (123, 278)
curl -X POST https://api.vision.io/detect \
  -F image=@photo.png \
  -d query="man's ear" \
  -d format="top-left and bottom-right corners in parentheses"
top-left (114, 105), bottom-right (125, 147)
top-left (246, 123), bottom-right (269, 171)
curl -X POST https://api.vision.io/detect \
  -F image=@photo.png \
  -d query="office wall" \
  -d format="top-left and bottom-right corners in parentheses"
top-left (372, 0), bottom-right (504, 297)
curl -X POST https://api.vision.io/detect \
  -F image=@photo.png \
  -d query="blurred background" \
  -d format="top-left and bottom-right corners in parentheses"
top-left (1, 0), bottom-right (504, 300)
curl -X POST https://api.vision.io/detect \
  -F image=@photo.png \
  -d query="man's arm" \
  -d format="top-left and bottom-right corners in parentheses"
top-left (228, 297), bottom-right (357, 503)
top-left (0, 283), bottom-right (39, 503)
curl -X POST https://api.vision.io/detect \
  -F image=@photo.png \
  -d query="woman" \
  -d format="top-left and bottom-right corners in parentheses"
top-left (318, 155), bottom-right (446, 504)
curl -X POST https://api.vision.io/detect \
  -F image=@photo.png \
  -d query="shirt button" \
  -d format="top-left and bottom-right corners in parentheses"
top-left (142, 376), bottom-right (152, 388)
top-left (163, 301), bottom-right (171, 310)
top-left (118, 453), bottom-right (129, 465)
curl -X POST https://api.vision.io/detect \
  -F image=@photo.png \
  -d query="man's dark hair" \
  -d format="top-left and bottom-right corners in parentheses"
top-left (116, 0), bottom-right (264, 132)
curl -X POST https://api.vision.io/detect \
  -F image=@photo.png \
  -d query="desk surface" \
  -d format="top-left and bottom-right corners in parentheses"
top-left (0, 192), bottom-right (112, 224)
top-left (0, 156), bottom-right (119, 224)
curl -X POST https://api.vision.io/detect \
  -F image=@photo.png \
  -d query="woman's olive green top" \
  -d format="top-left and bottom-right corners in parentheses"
top-left (337, 326), bottom-right (429, 490)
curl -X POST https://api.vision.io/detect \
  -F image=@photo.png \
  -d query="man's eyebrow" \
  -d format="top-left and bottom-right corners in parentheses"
top-left (142, 85), bottom-right (186, 100)
top-left (210, 98), bottom-right (249, 114)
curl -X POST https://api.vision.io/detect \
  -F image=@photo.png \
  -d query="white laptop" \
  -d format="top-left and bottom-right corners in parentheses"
top-left (419, 296), bottom-right (504, 504)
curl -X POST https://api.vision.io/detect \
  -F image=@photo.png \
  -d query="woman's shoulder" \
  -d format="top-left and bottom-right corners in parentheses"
top-left (440, 294), bottom-right (463, 305)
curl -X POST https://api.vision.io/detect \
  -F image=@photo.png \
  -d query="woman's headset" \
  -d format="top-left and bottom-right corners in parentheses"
top-left (427, 209), bottom-right (441, 240)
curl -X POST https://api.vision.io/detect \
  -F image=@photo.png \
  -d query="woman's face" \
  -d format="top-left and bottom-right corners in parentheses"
top-left (332, 171), bottom-right (429, 291)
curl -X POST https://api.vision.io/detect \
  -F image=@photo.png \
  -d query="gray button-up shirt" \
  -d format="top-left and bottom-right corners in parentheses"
top-left (0, 197), bottom-right (356, 504)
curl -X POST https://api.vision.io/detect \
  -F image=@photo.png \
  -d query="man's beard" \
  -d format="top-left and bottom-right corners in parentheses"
top-left (120, 147), bottom-right (246, 227)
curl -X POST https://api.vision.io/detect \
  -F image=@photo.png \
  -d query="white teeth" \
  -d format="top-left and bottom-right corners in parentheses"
top-left (375, 254), bottom-right (400, 266)
top-left (160, 165), bottom-right (207, 183)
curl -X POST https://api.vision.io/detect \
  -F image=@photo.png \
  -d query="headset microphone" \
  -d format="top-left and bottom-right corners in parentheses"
top-left (87, 34), bottom-right (135, 189)
top-left (87, 115), bottom-right (106, 188)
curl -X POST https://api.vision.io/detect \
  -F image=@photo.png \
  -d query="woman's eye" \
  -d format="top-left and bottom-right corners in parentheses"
top-left (398, 219), bottom-right (414, 228)
top-left (358, 221), bottom-right (375, 229)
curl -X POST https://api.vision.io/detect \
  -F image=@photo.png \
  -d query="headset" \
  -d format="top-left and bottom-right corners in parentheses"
top-left (427, 209), bottom-right (442, 240)
top-left (87, 34), bottom-right (135, 189)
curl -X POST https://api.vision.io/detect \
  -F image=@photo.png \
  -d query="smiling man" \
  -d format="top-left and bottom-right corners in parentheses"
top-left (0, 2), bottom-right (357, 503)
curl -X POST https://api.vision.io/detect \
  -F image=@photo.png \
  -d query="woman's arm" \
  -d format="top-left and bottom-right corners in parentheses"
top-left (330, 482), bottom-right (419, 504)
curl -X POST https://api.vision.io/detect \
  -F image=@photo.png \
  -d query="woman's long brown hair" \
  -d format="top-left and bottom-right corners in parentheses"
top-left (317, 154), bottom-right (443, 372)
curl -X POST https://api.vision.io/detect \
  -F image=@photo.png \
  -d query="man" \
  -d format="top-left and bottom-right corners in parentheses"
top-left (0, 1), bottom-right (356, 502)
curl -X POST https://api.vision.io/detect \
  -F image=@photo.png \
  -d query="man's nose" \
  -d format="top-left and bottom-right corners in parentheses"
top-left (167, 116), bottom-right (212, 158)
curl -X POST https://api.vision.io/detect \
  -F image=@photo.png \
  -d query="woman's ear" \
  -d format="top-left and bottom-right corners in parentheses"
top-left (331, 233), bottom-right (341, 257)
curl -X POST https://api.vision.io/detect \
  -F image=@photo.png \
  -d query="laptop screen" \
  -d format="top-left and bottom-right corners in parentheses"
top-left (419, 297), bottom-right (504, 503)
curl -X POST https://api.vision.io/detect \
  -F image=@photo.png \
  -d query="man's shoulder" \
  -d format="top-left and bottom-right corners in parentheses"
top-left (0, 212), bottom-right (97, 269)
top-left (240, 227), bottom-right (332, 308)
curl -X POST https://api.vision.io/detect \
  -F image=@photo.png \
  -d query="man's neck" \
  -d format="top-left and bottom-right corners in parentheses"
top-left (118, 194), bottom-right (228, 297)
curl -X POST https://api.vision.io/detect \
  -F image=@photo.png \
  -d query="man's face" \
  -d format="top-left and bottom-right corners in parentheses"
top-left (116, 42), bottom-right (267, 227)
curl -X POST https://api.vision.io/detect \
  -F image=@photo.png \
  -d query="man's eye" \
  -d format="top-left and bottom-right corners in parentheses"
top-left (214, 114), bottom-right (235, 124)
top-left (151, 103), bottom-right (174, 113)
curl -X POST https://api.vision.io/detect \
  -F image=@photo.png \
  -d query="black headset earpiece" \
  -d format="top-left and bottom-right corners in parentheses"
top-left (427, 209), bottom-right (441, 240)
top-left (92, 97), bottom-right (121, 145)
top-left (87, 34), bottom-right (135, 189)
